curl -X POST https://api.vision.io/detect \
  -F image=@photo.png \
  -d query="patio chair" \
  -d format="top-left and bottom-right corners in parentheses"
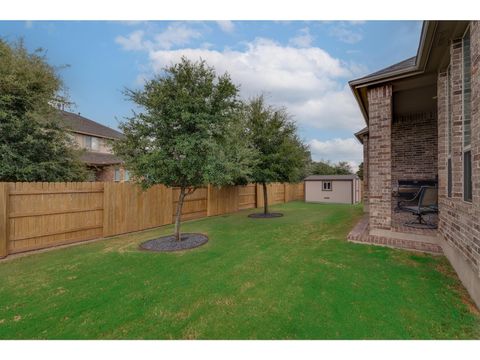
top-left (397, 186), bottom-right (438, 229)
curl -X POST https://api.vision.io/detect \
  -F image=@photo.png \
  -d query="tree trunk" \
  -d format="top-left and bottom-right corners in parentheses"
top-left (174, 187), bottom-right (186, 242)
top-left (262, 182), bottom-right (269, 215)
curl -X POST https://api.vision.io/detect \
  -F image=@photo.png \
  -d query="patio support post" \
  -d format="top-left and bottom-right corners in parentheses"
top-left (367, 85), bottom-right (393, 231)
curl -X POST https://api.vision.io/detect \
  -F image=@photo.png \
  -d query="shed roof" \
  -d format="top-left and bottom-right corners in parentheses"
top-left (304, 175), bottom-right (359, 181)
top-left (60, 110), bottom-right (123, 140)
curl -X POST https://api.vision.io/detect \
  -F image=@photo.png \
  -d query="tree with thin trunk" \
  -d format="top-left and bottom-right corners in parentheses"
top-left (244, 95), bottom-right (310, 215)
top-left (113, 58), bottom-right (256, 241)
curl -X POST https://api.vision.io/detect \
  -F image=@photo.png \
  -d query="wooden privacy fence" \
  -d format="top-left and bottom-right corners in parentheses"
top-left (0, 181), bottom-right (304, 258)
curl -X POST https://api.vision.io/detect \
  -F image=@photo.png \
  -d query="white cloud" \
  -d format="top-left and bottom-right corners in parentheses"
top-left (116, 27), bottom-right (368, 142)
top-left (309, 138), bottom-right (363, 171)
top-left (116, 23), bottom-right (202, 51)
top-left (144, 38), bottom-right (364, 131)
top-left (329, 23), bottom-right (363, 44)
top-left (289, 27), bottom-right (314, 48)
top-left (154, 23), bottom-right (202, 50)
top-left (115, 30), bottom-right (146, 51)
top-left (216, 20), bottom-right (235, 33)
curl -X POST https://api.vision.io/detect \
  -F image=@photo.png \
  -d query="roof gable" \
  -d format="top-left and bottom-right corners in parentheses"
top-left (59, 110), bottom-right (123, 140)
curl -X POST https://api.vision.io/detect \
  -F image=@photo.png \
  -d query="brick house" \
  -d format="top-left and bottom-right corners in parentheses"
top-left (348, 21), bottom-right (480, 308)
top-left (60, 110), bottom-right (129, 182)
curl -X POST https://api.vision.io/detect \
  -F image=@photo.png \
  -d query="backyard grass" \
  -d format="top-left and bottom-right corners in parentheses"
top-left (0, 201), bottom-right (479, 339)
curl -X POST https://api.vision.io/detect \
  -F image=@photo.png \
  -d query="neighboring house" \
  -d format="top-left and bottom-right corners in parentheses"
top-left (349, 21), bottom-right (480, 308)
top-left (59, 110), bottom-right (129, 182)
top-left (304, 175), bottom-right (361, 204)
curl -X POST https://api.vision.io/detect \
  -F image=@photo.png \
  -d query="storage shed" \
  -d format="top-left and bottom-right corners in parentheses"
top-left (304, 175), bottom-right (361, 204)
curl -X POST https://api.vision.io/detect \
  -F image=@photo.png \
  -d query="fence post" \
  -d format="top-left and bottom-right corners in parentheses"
top-left (207, 184), bottom-right (212, 217)
top-left (102, 182), bottom-right (110, 238)
top-left (0, 183), bottom-right (9, 258)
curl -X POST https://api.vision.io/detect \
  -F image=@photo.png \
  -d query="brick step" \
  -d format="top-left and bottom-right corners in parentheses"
top-left (348, 217), bottom-right (443, 254)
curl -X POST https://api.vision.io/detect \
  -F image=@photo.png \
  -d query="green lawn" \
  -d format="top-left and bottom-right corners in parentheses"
top-left (0, 201), bottom-right (479, 339)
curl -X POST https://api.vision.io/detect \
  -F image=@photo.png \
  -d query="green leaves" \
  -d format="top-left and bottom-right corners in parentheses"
top-left (244, 95), bottom-right (310, 185)
top-left (114, 57), bottom-right (256, 190)
top-left (0, 39), bottom-right (89, 182)
top-left (309, 160), bottom-right (354, 176)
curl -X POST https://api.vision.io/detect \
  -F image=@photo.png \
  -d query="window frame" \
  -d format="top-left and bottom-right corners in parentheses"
top-left (84, 135), bottom-right (92, 150)
top-left (322, 181), bottom-right (332, 191)
top-left (114, 167), bottom-right (121, 182)
top-left (91, 136), bottom-right (100, 151)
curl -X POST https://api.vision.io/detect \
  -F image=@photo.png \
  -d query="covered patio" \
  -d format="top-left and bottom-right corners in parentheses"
top-left (348, 27), bottom-right (444, 253)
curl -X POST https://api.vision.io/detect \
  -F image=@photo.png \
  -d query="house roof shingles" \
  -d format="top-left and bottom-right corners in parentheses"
top-left (80, 152), bottom-right (123, 166)
top-left (359, 56), bottom-right (417, 80)
top-left (60, 110), bottom-right (123, 140)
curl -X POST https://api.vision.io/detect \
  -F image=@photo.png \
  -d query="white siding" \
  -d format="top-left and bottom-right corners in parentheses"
top-left (305, 180), bottom-right (353, 204)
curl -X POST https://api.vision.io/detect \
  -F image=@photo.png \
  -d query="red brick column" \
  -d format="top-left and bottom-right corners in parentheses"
top-left (451, 38), bottom-right (464, 198)
top-left (367, 85), bottom-right (392, 230)
top-left (437, 71), bottom-right (448, 214)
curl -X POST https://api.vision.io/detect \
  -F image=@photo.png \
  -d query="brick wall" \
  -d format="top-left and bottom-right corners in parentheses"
top-left (367, 85), bottom-right (392, 230)
top-left (95, 166), bottom-right (127, 182)
top-left (391, 112), bottom-right (438, 186)
top-left (438, 21), bottom-right (480, 278)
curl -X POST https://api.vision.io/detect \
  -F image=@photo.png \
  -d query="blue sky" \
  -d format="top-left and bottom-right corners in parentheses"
top-left (0, 20), bottom-right (422, 168)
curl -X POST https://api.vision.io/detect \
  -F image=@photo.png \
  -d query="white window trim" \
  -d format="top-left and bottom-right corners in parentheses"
top-left (322, 181), bottom-right (332, 191)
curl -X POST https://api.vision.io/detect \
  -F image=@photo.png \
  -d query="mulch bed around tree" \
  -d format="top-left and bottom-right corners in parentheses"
top-left (139, 233), bottom-right (208, 252)
top-left (248, 212), bottom-right (284, 219)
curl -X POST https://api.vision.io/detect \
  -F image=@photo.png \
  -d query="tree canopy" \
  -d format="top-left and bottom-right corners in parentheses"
top-left (0, 39), bottom-right (88, 182)
top-left (113, 57), bottom-right (257, 240)
top-left (356, 162), bottom-right (364, 180)
top-left (244, 95), bottom-right (309, 214)
top-left (309, 160), bottom-right (354, 176)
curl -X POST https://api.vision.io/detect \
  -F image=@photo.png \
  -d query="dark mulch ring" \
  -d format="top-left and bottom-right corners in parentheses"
top-left (139, 233), bottom-right (208, 252)
top-left (248, 212), bottom-right (284, 219)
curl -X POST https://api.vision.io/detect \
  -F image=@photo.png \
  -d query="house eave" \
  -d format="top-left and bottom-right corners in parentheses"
top-left (349, 21), bottom-right (438, 125)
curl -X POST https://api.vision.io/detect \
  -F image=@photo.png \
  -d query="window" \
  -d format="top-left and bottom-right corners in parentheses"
top-left (84, 136), bottom-right (92, 150)
top-left (91, 137), bottom-right (100, 151)
top-left (447, 66), bottom-right (453, 198)
top-left (124, 170), bottom-right (130, 182)
top-left (322, 181), bottom-right (332, 191)
top-left (114, 168), bottom-right (121, 182)
top-left (463, 28), bottom-right (472, 202)
top-left (464, 151), bottom-right (472, 201)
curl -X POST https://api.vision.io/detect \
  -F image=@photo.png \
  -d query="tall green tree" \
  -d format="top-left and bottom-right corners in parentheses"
top-left (245, 95), bottom-right (309, 215)
top-left (335, 161), bottom-right (354, 175)
top-left (356, 162), bottom-right (364, 180)
top-left (0, 39), bottom-right (88, 182)
top-left (309, 160), bottom-right (354, 176)
top-left (113, 57), bottom-right (256, 241)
